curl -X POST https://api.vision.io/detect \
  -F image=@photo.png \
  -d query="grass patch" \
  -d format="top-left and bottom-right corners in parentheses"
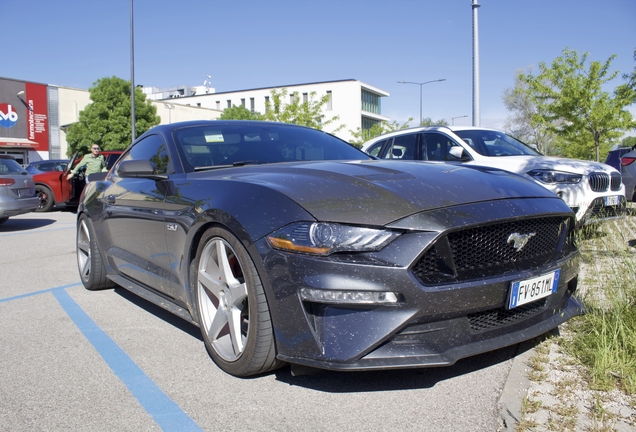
top-left (567, 216), bottom-right (636, 395)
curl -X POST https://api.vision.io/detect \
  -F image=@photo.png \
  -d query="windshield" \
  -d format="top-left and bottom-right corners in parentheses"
top-left (453, 129), bottom-right (540, 157)
top-left (173, 123), bottom-right (370, 172)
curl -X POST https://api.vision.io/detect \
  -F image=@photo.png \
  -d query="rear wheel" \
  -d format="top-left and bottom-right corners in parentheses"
top-left (35, 185), bottom-right (55, 212)
top-left (76, 214), bottom-right (114, 290)
top-left (192, 227), bottom-right (282, 377)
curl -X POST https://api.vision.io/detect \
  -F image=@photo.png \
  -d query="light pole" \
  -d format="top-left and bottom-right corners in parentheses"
top-left (163, 104), bottom-right (175, 123)
top-left (397, 79), bottom-right (446, 126)
top-left (451, 115), bottom-right (468, 125)
top-left (130, 0), bottom-right (136, 142)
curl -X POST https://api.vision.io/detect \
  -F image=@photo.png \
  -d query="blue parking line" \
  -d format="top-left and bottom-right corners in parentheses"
top-left (0, 283), bottom-right (82, 303)
top-left (52, 288), bottom-right (202, 432)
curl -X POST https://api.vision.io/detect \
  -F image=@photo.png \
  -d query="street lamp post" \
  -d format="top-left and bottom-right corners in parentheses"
top-left (397, 79), bottom-right (446, 126)
top-left (130, 0), bottom-right (136, 142)
top-left (163, 104), bottom-right (175, 123)
top-left (451, 115), bottom-right (468, 125)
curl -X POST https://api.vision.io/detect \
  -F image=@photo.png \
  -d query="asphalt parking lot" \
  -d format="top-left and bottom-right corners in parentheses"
top-left (0, 210), bottom-right (522, 431)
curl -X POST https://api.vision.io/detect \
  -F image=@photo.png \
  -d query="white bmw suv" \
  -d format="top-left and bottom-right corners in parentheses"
top-left (361, 126), bottom-right (626, 226)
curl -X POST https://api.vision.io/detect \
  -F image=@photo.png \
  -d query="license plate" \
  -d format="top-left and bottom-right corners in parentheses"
top-left (508, 269), bottom-right (560, 309)
top-left (16, 188), bottom-right (31, 198)
top-left (604, 195), bottom-right (620, 206)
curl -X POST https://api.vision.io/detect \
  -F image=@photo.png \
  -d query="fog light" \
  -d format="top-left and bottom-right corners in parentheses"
top-left (299, 288), bottom-right (399, 305)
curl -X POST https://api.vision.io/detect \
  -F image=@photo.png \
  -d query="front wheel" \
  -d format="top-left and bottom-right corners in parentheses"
top-left (76, 214), bottom-right (114, 290)
top-left (35, 185), bottom-right (55, 212)
top-left (192, 227), bottom-right (282, 377)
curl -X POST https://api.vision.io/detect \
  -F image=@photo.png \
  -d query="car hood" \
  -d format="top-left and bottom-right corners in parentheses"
top-left (470, 155), bottom-right (619, 176)
top-left (217, 160), bottom-right (560, 225)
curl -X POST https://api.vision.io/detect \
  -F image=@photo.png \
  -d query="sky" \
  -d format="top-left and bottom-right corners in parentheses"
top-left (1, 0), bottom-right (635, 131)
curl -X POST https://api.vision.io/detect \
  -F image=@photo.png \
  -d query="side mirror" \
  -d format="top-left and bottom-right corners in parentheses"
top-left (391, 148), bottom-right (404, 158)
top-left (448, 146), bottom-right (465, 160)
top-left (118, 159), bottom-right (167, 180)
top-left (87, 172), bottom-right (108, 182)
top-left (448, 146), bottom-right (473, 161)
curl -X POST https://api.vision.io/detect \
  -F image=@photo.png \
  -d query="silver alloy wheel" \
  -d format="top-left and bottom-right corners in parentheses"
top-left (197, 238), bottom-right (249, 362)
top-left (77, 219), bottom-right (91, 282)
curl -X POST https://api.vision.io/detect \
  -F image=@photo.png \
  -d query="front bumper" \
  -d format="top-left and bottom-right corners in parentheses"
top-left (547, 178), bottom-right (626, 224)
top-left (254, 200), bottom-right (581, 371)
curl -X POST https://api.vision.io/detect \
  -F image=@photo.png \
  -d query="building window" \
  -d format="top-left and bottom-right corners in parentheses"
top-left (216, 101), bottom-right (220, 110)
top-left (241, 98), bottom-right (245, 108)
top-left (326, 90), bottom-right (332, 111)
top-left (302, 92), bottom-right (308, 104)
top-left (227, 100), bottom-right (231, 108)
top-left (250, 97), bottom-right (255, 113)
top-left (265, 96), bottom-right (270, 112)
top-left (361, 90), bottom-right (381, 114)
top-left (362, 117), bottom-right (381, 132)
top-left (290, 93), bottom-right (296, 104)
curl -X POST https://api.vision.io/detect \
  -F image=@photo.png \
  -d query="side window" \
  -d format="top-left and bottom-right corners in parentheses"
top-left (389, 134), bottom-right (417, 160)
top-left (365, 140), bottom-right (386, 157)
top-left (421, 133), bottom-right (466, 161)
top-left (118, 134), bottom-right (170, 175)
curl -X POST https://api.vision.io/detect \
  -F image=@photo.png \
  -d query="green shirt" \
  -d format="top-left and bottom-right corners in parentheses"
top-left (72, 154), bottom-right (107, 176)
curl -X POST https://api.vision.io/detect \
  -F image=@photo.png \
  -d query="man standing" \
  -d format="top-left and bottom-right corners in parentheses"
top-left (67, 144), bottom-right (107, 181)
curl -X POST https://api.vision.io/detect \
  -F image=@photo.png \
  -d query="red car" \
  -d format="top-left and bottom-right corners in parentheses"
top-left (33, 150), bottom-right (122, 212)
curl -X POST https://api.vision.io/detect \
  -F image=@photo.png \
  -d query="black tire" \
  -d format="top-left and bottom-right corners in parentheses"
top-left (35, 185), bottom-right (55, 212)
top-left (0, 217), bottom-right (8, 225)
top-left (76, 214), bottom-right (115, 290)
top-left (191, 227), bottom-right (283, 377)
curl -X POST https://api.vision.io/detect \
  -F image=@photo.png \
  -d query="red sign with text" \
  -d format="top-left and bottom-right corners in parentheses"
top-left (22, 82), bottom-right (49, 150)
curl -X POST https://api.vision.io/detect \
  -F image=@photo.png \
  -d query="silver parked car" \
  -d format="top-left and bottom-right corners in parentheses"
top-left (0, 156), bottom-right (39, 225)
top-left (620, 149), bottom-right (636, 202)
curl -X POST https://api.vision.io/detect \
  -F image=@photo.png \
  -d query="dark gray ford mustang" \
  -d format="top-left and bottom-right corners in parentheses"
top-left (76, 120), bottom-right (583, 377)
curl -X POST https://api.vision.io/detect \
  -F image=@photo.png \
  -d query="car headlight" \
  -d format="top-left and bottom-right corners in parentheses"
top-left (267, 222), bottom-right (401, 256)
top-left (527, 169), bottom-right (582, 184)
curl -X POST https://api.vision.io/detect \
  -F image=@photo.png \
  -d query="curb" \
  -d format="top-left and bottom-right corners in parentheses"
top-left (498, 339), bottom-right (537, 430)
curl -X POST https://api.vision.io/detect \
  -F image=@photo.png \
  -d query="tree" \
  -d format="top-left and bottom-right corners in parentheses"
top-left (348, 118), bottom-right (413, 148)
top-left (619, 48), bottom-right (636, 105)
top-left (419, 117), bottom-right (448, 127)
top-left (520, 49), bottom-right (635, 161)
top-left (502, 69), bottom-right (556, 155)
top-left (621, 135), bottom-right (636, 148)
top-left (220, 105), bottom-right (263, 120)
top-left (66, 76), bottom-right (160, 156)
top-left (262, 88), bottom-right (343, 132)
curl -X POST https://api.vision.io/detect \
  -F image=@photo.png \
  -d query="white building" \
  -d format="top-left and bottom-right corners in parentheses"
top-left (142, 79), bottom-right (390, 143)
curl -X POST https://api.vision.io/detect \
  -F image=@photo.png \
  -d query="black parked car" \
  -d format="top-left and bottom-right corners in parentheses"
top-left (75, 120), bottom-right (583, 377)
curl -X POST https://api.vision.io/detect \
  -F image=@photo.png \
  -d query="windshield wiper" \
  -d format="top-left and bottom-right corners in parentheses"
top-left (193, 164), bottom-right (233, 171)
top-left (193, 160), bottom-right (263, 171)
top-left (232, 160), bottom-right (262, 166)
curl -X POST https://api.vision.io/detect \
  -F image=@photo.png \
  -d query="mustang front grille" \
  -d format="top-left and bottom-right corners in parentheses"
top-left (412, 216), bottom-right (573, 285)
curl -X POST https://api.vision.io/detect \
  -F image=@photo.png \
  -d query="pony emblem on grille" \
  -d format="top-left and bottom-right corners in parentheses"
top-left (507, 232), bottom-right (536, 252)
